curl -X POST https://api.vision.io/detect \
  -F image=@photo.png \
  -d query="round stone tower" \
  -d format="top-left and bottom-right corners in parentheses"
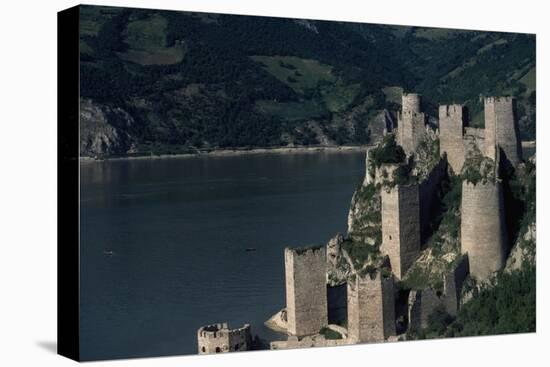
top-left (402, 93), bottom-right (422, 114)
top-left (197, 323), bottom-right (251, 354)
top-left (460, 180), bottom-right (507, 281)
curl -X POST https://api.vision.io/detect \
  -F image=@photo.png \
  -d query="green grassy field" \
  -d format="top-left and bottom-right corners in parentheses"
top-left (118, 13), bottom-right (186, 65)
top-left (251, 55), bottom-right (360, 117)
top-left (251, 55), bottom-right (336, 94)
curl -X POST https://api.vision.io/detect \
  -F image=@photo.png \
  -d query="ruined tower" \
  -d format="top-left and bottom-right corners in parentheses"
top-left (347, 272), bottom-right (396, 343)
top-left (285, 246), bottom-right (328, 336)
top-left (439, 104), bottom-right (466, 173)
top-left (397, 93), bottom-right (426, 155)
top-left (484, 96), bottom-right (523, 166)
top-left (197, 323), bottom-right (251, 354)
top-left (461, 180), bottom-right (507, 281)
top-left (381, 185), bottom-right (421, 279)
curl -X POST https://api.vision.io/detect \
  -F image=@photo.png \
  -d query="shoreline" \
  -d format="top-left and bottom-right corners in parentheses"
top-left (79, 145), bottom-right (367, 163)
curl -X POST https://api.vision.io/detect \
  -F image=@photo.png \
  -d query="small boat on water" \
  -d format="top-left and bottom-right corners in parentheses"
top-left (245, 247), bottom-right (257, 252)
top-left (103, 250), bottom-right (114, 256)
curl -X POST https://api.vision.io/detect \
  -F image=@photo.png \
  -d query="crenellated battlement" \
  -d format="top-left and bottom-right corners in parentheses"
top-left (439, 104), bottom-right (465, 119)
top-left (398, 111), bottom-right (425, 118)
top-left (484, 96), bottom-right (514, 104)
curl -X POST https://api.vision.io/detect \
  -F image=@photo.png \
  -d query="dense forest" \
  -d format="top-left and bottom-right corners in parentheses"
top-left (78, 5), bottom-right (536, 157)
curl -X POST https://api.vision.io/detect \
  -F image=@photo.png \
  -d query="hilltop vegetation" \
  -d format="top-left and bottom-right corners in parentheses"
top-left (78, 5), bottom-right (536, 157)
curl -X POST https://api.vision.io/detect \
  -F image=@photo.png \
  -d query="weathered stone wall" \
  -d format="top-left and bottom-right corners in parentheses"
top-left (270, 335), bottom-right (351, 350)
top-left (408, 256), bottom-right (469, 332)
top-left (381, 185), bottom-right (421, 279)
top-left (443, 255), bottom-right (469, 316)
top-left (439, 104), bottom-right (466, 173)
top-left (408, 289), bottom-right (440, 332)
top-left (397, 112), bottom-right (426, 156)
top-left (197, 323), bottom-right (251, 354)
top-left (419, 160), bottom-right (447, 243)
top-left (461, 181), bottom-right (507, 281)
top-left (484, 96), bottom-right (523, 166)
top-left (347, 272), bottom-right (396, 343)
top-left (285, 247), bottom-right (328, 336)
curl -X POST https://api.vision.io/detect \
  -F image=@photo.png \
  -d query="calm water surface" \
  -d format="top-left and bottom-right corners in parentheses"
top-left (80, 151), bottom-right (365, 360)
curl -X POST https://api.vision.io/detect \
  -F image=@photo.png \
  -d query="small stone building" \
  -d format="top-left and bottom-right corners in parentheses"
top-left (197, 323), bottom-right (251, 354)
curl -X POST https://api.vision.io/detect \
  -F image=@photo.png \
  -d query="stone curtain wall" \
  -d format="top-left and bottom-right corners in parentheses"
top-left (408, 256), bottom-right (469, 332)
top-left (461, 181), bottom-right (507, 280)
top-left (270, 335), bottom-right (351, 350)
top-left (285, 247), bottom-right (328, 336)
top-left (228, 325), bottom-right (252, 352)
top-left (439, 104), bottom-right (466, 173)
top-left (347, 273), bottom-right (396, 343)
top-left (381, 185), bottom-right (421, 279)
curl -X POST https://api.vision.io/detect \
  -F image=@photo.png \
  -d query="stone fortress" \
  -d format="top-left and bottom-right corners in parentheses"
top-left (197, 323), bottom-right (251, 354)
top-left (197, 91), bottom-right (528, 353)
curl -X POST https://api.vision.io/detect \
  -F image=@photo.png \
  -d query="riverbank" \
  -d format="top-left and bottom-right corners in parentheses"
top-left (79, 145), bottom-right (367, 163)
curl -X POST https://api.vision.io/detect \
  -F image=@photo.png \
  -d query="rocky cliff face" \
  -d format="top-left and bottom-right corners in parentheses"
top-left (79, 99), bottom-right (137, 157)
top-left (347, 184), bottom-right (382, 246)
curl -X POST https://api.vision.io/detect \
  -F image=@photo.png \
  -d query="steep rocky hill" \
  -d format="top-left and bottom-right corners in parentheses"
top-left (78, 5), bottom-right (536, 157)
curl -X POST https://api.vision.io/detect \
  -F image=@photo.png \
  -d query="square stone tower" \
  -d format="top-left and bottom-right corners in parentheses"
top-left (381, 185), bottom-right (420, 279)
top-left (285, 246), bottom-right (328, 336)
top-left (347, 272), bottom-right (396, 343)
top-left (439, 104), bottom-right (466, 173)
top-left (484, 96), bottom-right (523, 166)
top-left (397, 93), bottom-right (426, 156)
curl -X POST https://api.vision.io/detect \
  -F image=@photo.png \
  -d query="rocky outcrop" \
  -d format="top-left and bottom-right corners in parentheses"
top-left (347, 184), bottom-right (381, 245)
top-left (80, 98), bottom-right (137, 157)
top-left (326, 233), bottom-right (352, 286)
top-left (505, 221), bottom-right (536, 273)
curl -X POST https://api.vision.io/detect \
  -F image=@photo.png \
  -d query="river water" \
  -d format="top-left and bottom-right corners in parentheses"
top-left (79, 151), bottom-right (365, 360)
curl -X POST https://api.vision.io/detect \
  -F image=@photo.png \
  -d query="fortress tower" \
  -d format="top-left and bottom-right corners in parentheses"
top-left (439, 104), bottom-right (466, 173)
top-left (197, 323), bottom-right (251, 354)
top-left (381, 185), bottom-right (421, 279)
top-left (484, 97), bottom-right (523, 166)
top-left (397, 93), bottom-right (427, 155)
top-left (347, 272), bottom-right (396, 343)
top-left (461, 180), bottom-right (507, 281)
top-left (285, 246), bottom-right (328, 336)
